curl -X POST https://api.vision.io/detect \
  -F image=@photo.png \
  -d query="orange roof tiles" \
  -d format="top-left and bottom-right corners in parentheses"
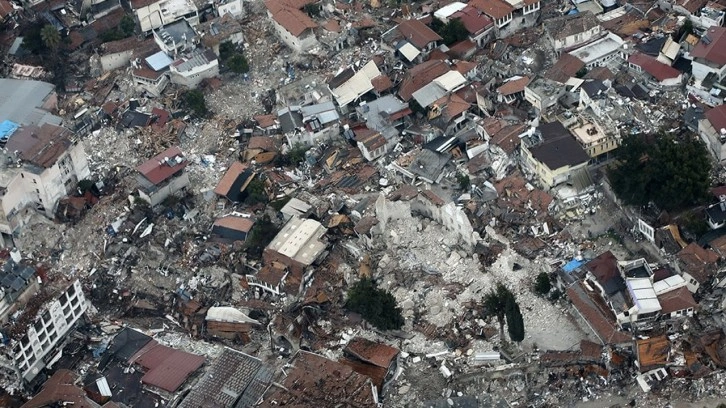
top-left (344, 337), bottom-right (399, 368)
top-left (397, 18), bottom-right (442, 49)
top-left (628, 52), bottom-right (681, 81)
top-left (214, 216), bottom-right (255, 233)
top-left (469, 0), bottom-right (514, 19)
top-left (636, 335), bottom-right (670, 370)
top-left (6, 124), bottom-right (73, 169)
top-left (264, 0), bottom-right (317, 37)
top-left (214, 161), bottom-right (249, 197)
top-left (657, 286), bottom-right (697, 315)
top-left (497, 76), bottom-right (530, 95)
top-left (398, 60), bottom-right (450, 101)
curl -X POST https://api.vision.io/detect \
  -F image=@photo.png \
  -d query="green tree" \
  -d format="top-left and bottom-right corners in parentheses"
top-left (40, 25), bottom-right (61, 51)
top-left (120, 15), bottom-right (136, 36)
top-left (608, 133), bottom-right (711, 211)
top-left (457, 173), bottom-right (470, 190)
top-left (505, 296), bottom-right (525, 343)
top-left (346, 278), bottom-right (404, 331)
top-left (431, 18), bottom-right (469, 46)
top-left (182, 89), bottom-right (208, 118)
top-left (245, 215), bottom-right (279, 259)
top-left (534, 272), bottom-right (551, 295)
top-left (483, 283), bottom-right (515, 341)
top-left (276, 143), bottom-right (309, 167)
top-left (23, 23), bottom-right (47, 54)
top-left (226, 53), bottom-right (249, 74)
top-left (575, 67), bottom-right (588, 78)
top-left (244, 177), bottom-right (268, 205)
top-left (219, 41), bottom-right (236, 62)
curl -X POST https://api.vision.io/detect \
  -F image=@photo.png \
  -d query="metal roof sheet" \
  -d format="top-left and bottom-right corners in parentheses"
top-left (397, 41), bottom-right (421, 62)
top-left (145, 51), bottom-right (173, 71)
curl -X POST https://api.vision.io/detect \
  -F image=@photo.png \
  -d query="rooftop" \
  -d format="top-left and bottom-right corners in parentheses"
top-left (267, 216), bottom-right (327, 266)
top-left (6, 124), bottom-right (73, 169)
top-left (705, 104), bottom-right (726, 134)
top-left (567, 281), bottom-right (632, 345)
top-left (178, 348), bottom-right (273, 408)
top-left (497, 76), bottom-right (530, 96)
top-left (657, 286), bottom-right (697, 315)
top-left (628, 52), bottom-right (682, 81)
top-left (544, 11), bottom-right (600, 42)
top-left (568, 32), bottom-right (624, 65)
top-left (397, 18), bottom-right (442, 49)
top-left (399, 60), bottom-right (451, 101)
top-left (451, 5), bottom-right (494, 34)
top-left (527, 121), bottom-right (591, 170)
top-left (0, 78), bottom-right (61, 127)
top-left (136, 146), bottom-right (188, 185)
top-left (171, 49), bottom-right (218, 73)
top-left (264, 0), bottom-right (317, 37)
top-left (469, 0), bottom-right (515, 19)
top-left (214, 161), bottom-right (255, 201)
top-left (636, 335), bottom-right (670, 370)
top-left (261, 351), bottom-right (377, 407)
top-left (127, 339), bottom-right (205, 392)
top-left (544, 53), bottom-right (585, 83)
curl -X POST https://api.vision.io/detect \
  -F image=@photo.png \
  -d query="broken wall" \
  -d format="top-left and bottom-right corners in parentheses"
top-left (374, 193), bottom-right (481, 250)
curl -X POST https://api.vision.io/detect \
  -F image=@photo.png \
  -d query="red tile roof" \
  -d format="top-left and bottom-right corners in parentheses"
top-left (344, 337), bottom-right (399, 368)
top-left (636, 335), bottom-right (670, 370)
top-left (452, 60), bottom-right (478, 75)
top-left (136, 146), bottom-right (188, 185)
top-left (451, 5), bottom-right (494, 34)
top-left (675, 0), bottom-right (708, 13)
top-left (567, 281), bottom-right (632, 345)
top-left (6, 124), bottom-right (73, 169)
top-left (545, 53), bottom-right (585, 83)
top-left (371, 74), bottom-right (393, 92)
top-left (398, 18), bottom-right (442, 49)
top-left (128, 340), bottom-right (205, 392)
top-left (469, 0), bottom-right (514, 19)
top-left (657, 286), bottom-right (697, 315)
top-left (584, 251), bottom-right (619, 284)
top-left (497, 76), bottom-right (530, 95)
top-left (705, 104), bottom-right (726, 133)
top-left (0, 0), bottom-right (13, 19)
top-left (21, 370), bottom-right (95, 408)
top-left (692, 26), bottom-right (726, 66)
top-left (261, 351), bottom-right (376, 406)
top-left (214, 161), bottom-right (249, 197)
top-left (628, 52), bottom-right (681, 81)
top-left (398, 60), bottom-right (450, 101)
top-left (214, 216), bottom-right (255, 233)
top-left (677, 242), bottom-right (719, 283)
top-left (264, 0), bottom-right (317, 37)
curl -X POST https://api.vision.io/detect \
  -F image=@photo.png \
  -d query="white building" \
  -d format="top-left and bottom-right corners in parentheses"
top-left (11, 280), bottom-right (87, 383)
top-left (277, 102), bottom-right (340, 147)
top-left (265, 0), bottom-right (318, 53)
top-left (568, 31), bottom-right (625, 69)
top-left (544, 11), bottom-right (603, 53)
top-left (169, 49), bottom-right (219, 88)
top-left (136, 146), bottom-right (190, 207)
top-left (131, 0), bottom-right (199, 33)
top-left (0, 124), bottom-right (90, 245)
top-left (698, 104), bottom-right (726, 162)
top-left (690, 26), bottom-right (726, 83)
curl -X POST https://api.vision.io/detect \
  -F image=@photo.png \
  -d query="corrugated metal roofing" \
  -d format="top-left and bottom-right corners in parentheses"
top-left (0, 78), bottom-right (62, 127)
top-left (145, 51), bottom-right (173, 71)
